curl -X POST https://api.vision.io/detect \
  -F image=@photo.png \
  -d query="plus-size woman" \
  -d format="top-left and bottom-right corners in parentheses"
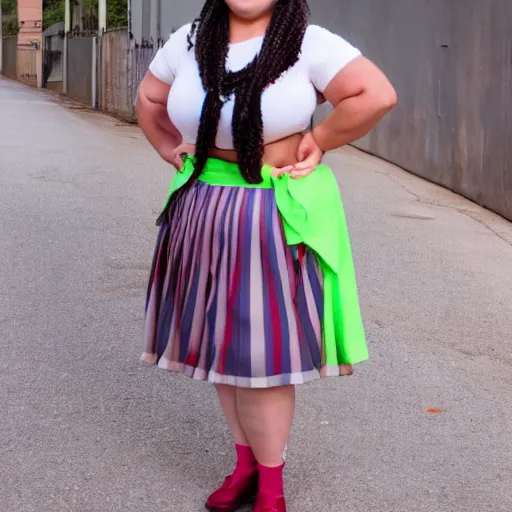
top-left (137, 1), bottom-right (396, 510)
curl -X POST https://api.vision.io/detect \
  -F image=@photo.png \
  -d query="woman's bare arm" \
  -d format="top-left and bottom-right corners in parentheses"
top-left (136, 71), bottom-right (185, 166)
top-left (312, 56), bottom-right (397, 151)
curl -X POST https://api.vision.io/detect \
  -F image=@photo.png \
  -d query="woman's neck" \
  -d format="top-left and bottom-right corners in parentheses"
top-left (229, 11), bottom-right (273, 44)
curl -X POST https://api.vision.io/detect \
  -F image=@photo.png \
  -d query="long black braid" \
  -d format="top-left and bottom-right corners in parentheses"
top-left (187, 0), bottom-right (310, 184)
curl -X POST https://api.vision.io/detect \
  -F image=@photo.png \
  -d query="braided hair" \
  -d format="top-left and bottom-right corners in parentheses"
top-left (187, 0), bottom-right (311, 184)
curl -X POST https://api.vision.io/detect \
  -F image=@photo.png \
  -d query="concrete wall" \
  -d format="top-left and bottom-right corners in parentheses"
top-left (159, 0), bottom-right (199, 37)
top-left (131, 0), bottom-right (150, 41)
top-left (128, 0), bottom-right (512, 220)
top-left (130, 0), bottom-right (200, 41)
top-left (310, 0), bottom-right (512, 220)
top-left (18, 0), bottom-right (42, 46)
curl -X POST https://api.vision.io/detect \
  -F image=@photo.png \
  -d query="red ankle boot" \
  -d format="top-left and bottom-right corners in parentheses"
top-left (206, 445), bottom-right (258, 511)
top-left (253, 462), bottom-right (286, 512)
top-left (253, 494), bottom-right (287, 512)
top-left (206, 471), bottom-right (259, 512)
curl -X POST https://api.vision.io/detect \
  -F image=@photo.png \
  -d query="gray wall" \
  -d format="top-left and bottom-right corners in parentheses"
top-left (129, 0), bottom-right (512, 220)
top-left (130, 0), bottom-right (201, 41)
top-left (159, 0), bottom-right (200, 37)
top-left (1, 36), bottom-right (17, 79)
top-left (311, 0), bottom-right (512, 220)
top-left (67, 37), bottom-right (95, 105)
top-left (131, 0), bottom-right (152, 40)
top-left (130, 0), bottom-right (144, 40)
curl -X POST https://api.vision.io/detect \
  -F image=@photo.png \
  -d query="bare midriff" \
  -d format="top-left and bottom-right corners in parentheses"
top-left (206, 132), bottom-right (304, 169)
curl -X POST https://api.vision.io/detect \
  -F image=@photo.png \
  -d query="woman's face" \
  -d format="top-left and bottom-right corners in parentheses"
top-left (224, 0), bottom-right (277, 20)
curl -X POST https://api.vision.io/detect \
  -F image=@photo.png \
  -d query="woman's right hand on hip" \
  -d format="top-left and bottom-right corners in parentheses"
top-left (161, 143), bottom-right (196, 171)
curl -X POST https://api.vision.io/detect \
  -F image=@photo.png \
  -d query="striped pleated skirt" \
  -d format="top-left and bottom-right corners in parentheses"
top-left (141, 179), bottom-right (327, 388)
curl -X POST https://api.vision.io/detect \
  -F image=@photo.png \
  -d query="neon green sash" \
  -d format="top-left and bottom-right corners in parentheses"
top-left (163, 157), bottom-right (368, 366)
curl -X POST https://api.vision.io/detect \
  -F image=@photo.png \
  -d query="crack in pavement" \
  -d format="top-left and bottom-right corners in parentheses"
top-left (364, 164), bottom-right (512, 249)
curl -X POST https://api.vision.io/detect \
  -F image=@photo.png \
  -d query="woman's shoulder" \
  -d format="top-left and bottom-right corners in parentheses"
top-left (302, 24), bottom-right (360, 60)
top-left (301, 25), bottom-right (362, 91)
top-left (305, 24), bottom-right (331, 37)
top-left (304, 24), bottom-right (351, 47)
top-left (150, 23), bottom-right (194, 83)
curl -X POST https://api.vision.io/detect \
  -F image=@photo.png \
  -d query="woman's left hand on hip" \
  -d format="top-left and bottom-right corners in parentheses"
top-left (272, 131), bottom-right (324, 179)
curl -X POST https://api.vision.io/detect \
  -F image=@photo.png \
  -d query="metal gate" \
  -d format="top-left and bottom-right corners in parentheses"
top-left (43, 26), bottom-right (64, 91)
top-left (132, 39), bottom-right (160, 107)
top-left (67, 36), bottom-right (96, 106)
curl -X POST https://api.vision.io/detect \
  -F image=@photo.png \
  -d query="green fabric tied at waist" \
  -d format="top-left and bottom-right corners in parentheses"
top-left (163, 156), bottom-right (368, 366)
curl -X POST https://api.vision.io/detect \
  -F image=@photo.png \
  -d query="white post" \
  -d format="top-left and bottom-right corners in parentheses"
top-left (150, 0), bottom-right (159, 42)
top-left (98, 0), bottom-right (107, 34)
top-left (64, 0), bottom-right (71, 33)
top-left (127, 0), bottom-right (132, 35)
top-left (96, 0), bottom-right (107, 111)
top-left (91, 37), bottom-right (97, 108)
top-left (63, 0), bottom-right (70, 94)
top-left (0, 1), bottom-right (4, 75)
top-left (63, 35), bottom-right (68, 94)
top-left (36, 41), bottom-right (43, 88)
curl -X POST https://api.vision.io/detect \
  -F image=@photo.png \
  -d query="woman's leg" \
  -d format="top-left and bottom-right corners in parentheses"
top-left (216, 384), bottom-right (258, 476)
top-left (236, 386), bottom-right (295, 467)
top-left (212, 384), bottom-right (294, 511)
top-left (207, 385), bottom-right (259, 510)
top-left (236, 386), bottom-right (295, 508)
top-left (216, 384), bottom-right (250, 446)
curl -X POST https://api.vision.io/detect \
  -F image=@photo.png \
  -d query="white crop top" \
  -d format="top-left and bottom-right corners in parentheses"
top-left (149, 24), bottom-right (361, 150)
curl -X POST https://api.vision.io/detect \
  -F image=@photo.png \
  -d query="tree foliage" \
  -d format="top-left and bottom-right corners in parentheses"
top-left (107, 0), bottom-right (127, 29)
top-left (2, 0), bottom-right (19, 36)
top-left (1, 0), bottom-right (17, 16)
top-left (43, 0), bottom-right (65, 30)
top-left (3, 0), bottom-right (128, 34)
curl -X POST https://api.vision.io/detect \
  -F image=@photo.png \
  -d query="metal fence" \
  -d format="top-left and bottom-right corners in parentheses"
top-left (67, 36), bottom-right (96, 106)
top-left (132, 39), bottom-right (160, 108)
top-left (2, 36), bottom-right (18, 79)
top-left (311, 0), bottom-right (512, 221)
top-left (43, 34), bottom-right (64, 90)
top-left (100, 29), bottom-right (133, 117)
top-left (98, 31), bottom-right (160, 120)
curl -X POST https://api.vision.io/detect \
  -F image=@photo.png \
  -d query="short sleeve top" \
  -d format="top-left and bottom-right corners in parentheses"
top-left (149, 24), bottom-right (361, 150)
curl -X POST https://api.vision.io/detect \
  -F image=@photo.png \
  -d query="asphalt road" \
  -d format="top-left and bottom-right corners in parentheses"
top-left (1, 77), bottom-right (511, 512)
